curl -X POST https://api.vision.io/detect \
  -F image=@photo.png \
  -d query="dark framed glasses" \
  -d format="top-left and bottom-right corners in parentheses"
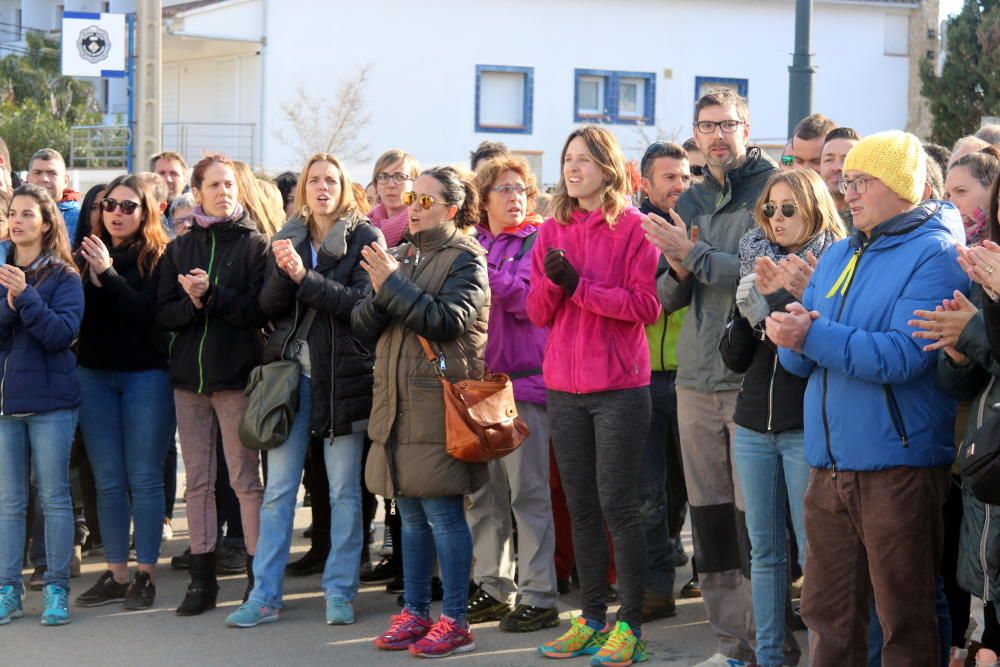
top-left (691, 165), bottom-right (705, 177)
top-left (402, 191), bottom-right (451, 210)
top-left (761, 202), bottom-right (799, 219)
top-left (101, 197), bottom-right (140, 215)
top-left (376, 172), bottom-right (414, 185)
top-left (695, 119), bottom-right (743, 134)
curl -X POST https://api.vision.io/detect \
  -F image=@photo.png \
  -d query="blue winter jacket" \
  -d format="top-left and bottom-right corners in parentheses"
top-left (0, 257), bottom-right (84, 414)
top-left (58, 201), bottom-right (81, 245)
top-left (778, 201), bottom-right (969, 471)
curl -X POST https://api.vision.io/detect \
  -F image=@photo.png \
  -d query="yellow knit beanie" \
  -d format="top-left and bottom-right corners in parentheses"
top-left (843, 130), bottom-right (926, 205)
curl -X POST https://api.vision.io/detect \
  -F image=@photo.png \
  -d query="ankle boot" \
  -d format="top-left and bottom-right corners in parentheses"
top-left (176, 551), bottom-right (219, 616)
top-left (243, 553), bottom-right (254, 603)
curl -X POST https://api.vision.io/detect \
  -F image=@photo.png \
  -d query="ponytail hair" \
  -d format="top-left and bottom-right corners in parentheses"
top-left (422, 166), bottom-right (480, 229)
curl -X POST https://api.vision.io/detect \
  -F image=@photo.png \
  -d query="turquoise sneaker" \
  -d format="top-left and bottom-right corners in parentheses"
top-left (41, 584), bottom-right (70, 626)
top-left (0, 585), bottom-right (24, 625)
top-left (326, 598), bottom-right (354, 625)
top-left (226, 600), bottom-right (280, 628)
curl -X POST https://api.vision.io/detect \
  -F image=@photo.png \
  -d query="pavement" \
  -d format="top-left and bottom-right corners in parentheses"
top-left (4, 500), bottom-right (809, 666)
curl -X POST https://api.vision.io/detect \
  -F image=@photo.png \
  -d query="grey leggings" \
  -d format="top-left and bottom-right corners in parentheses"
top-left (548, 387), bottom-right (651, 629)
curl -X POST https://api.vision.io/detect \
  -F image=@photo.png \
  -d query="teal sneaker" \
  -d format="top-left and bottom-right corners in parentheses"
top-left (0, 585), bottom-right (24, 625)
top-left (589, 620), bottom-right (647, 666)
top-left (41, 584), bottom-right (71, 626)
top-left (326, 598), bottom-right (354, 625)
top-left (226, 600), bottom-right (280, 628)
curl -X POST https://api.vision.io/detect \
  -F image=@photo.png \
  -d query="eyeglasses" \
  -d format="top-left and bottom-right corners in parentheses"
top-left (781, 155), bottom-right (794, 167)
top-left (402, 191), bottom-right (452, 210)
top-left (837, 177), bottom-right (869, 195)
top-left (761, 202), bottom-right (799, 219)
top-left (101, 197), bottom-right (140, 214)
top-left (376, 172), bottom-right (414, 185)
top-left (690, 165), bottom-right (704, 177)
top-left (492, 184), bottom-right (529, 196)
top-left (694, 119), bottom-right (743, 135)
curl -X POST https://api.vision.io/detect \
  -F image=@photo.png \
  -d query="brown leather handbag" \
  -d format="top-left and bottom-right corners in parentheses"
top-left (417, 335), bottom-right (529, 462)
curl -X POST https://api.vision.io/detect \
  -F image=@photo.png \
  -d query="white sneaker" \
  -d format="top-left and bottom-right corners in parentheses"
top-left (162, 517), bottom-right (174, 541)
top-left (692, 654), bottom-right (750, 667)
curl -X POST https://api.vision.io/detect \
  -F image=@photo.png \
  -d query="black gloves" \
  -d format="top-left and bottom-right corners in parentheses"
top-left (544, 248), bottom-right (579, 296)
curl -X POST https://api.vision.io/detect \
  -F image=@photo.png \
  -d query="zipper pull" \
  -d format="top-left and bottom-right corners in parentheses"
top-left (414, 249), bottom-right (421, 266)
top-left (831, 462), bottom-right (838, 480)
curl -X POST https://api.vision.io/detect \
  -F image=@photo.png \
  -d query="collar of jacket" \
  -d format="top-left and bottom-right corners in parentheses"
top-left (409, 221), bottom-right (460, 253)
top-left (273, 212), bottom-right (363, 260)
top-left (475, 216), bottom-right (539, 244)
top-left (640, 199), bottom-right (670, 218)
top-left (701, 146), bottom-right (778, 193)
top-left (848, 200), bottom-right (961, 251)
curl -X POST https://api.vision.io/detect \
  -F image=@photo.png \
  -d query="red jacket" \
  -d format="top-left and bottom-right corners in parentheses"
top-left (526, 206), bottom-right (660, 394)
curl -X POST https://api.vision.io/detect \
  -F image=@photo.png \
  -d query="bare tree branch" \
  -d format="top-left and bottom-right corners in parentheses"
top-left (274, 63), bottom-right (373, 165)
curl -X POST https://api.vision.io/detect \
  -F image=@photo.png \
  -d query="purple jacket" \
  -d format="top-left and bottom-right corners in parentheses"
top-left (476, 218), bottom-right (547, 405)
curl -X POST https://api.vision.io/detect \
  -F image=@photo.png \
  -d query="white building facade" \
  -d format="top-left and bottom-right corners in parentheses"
top-left (4, 0), bottom-right (938, 184)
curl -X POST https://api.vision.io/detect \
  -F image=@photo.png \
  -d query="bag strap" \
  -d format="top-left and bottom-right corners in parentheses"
top-left (416, 335), bottom-right (447, 378)
top-left (297, 307), bottom-right (318, 343)
top-left (513, 231), bottom-right (538, 260)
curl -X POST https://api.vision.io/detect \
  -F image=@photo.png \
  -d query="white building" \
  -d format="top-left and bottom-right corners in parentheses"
top-left (3, 0), bottom-right (939, 184)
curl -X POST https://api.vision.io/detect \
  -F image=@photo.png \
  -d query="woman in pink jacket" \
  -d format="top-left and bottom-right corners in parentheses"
top-left (529, 126), bottom-right (660, 667)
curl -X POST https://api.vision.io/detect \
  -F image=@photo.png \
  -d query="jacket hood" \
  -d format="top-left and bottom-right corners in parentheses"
top-left (701, 146), bottom-right (779, 192)
top-left (848, 200), bottom-right (964, 252)
top-left (274, 212), bottom-right (367, 260)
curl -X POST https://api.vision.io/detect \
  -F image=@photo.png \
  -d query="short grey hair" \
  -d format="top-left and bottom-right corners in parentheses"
top-left (976, 124), bottom-right (1000, 146)
top-left (168, 192), bottom-right (196, 218)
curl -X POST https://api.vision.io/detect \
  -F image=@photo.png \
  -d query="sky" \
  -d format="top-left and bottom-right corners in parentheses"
top-left (940, 0), bottom-right (964, 21)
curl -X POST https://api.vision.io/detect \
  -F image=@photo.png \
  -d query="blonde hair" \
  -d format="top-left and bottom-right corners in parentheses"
top-left (294, 153), bottom-right (359, 240)
top-left (755, 169), bottom-right (847, 246)
top-left (551, 126), bottom-right (631, 227)
top-left (256, 178), bottom-right (286, 229)
top-left (472, 155), bottom-right (538, 223)
top-left (233, 161), bottom-right (280, 237)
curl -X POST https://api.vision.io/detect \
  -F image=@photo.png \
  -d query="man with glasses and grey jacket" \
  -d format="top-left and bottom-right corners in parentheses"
top-left (642, 88), bottom-right (778, 667)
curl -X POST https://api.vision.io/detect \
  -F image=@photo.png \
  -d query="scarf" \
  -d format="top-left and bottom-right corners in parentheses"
top-left (273, 213), bottom-right (364, 261)
top-left (965, 207), bottom-right (988, 247)
top-left (368, 203), bottom-right (408, 248)
top-left (738, 226), bottom-right (838, 278)
top-left (192, 202), bottom-right (245, 229)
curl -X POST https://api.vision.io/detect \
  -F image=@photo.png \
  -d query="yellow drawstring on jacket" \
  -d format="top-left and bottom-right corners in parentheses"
top-left (826, 250), bottom-right (861, 298)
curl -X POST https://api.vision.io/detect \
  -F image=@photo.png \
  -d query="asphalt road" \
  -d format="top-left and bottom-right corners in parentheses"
top-left (4, 501), bottom-right (809, 667)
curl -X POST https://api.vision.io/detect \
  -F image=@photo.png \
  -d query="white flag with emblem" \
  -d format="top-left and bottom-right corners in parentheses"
top-left (61, 11), bottom-right (127, 78)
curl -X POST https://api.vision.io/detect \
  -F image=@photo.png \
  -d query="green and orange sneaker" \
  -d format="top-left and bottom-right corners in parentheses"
top-left (538, 616), bottom-right (610, 659)
top-left (589, 620), bottom-right (648, 666)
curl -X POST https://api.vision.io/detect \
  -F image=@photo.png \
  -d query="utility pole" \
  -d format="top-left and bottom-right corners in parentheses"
top-left (135, 0), bottom-right (162, 172)
top-left (787, 0), bottom-right (815, 138)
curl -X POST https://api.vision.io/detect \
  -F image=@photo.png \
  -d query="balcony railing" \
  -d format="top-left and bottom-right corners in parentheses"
top-left (162, 122), bottom-right (256, 166)
top-left (69, 125), bottom-right (130, 169)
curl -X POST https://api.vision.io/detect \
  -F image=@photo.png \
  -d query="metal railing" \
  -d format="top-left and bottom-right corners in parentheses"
top-left (162, 122), bottom-right (256, 166)
top-left (69, 125), bottom-right (131, 169)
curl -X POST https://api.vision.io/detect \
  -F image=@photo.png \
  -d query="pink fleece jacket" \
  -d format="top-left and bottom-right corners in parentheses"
top-left (526, 206), bottom-right (661, 394)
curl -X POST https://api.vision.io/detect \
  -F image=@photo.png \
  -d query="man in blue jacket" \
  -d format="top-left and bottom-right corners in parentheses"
top-left (766, 130), bottom-right (969, 666)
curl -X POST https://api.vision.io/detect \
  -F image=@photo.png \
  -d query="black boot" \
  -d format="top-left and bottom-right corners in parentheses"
top-left (243, 553), bottom-right (254, 603)
top-left (176, 551), bottom-right (219, 616)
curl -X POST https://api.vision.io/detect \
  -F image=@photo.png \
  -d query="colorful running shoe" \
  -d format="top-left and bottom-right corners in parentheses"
top-left (408, 615), bottom-right (476, 658)
top-left (538, 616), bottom-right (610, 658)
top-left (373, 608), bottom-right (432, 651)
top-left (590, 620), bottom-right (648, 666)
top-left (41, 584), bottom-right (71, 626)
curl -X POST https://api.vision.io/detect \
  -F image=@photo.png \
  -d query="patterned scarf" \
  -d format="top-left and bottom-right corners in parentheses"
top-left (192, 202), bottom-right (245, 229)
top-left (738, 225), bottom-right (838, 278)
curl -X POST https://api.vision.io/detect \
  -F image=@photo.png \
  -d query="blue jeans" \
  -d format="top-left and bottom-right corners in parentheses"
top-left (0, 409), bottom-right (78, 592)
top-left (638, 371), bottom-right (678, 596)
top-left (77, 367), bottom-right (174, 565)
top-left (732, 426), bottom-right (809, 667)
top-left (867, 577), bottom-right (950, 667)
top-left (396, 495), bottom-right (472, 621)
top-left (250, 377), bottom-right (364, 607)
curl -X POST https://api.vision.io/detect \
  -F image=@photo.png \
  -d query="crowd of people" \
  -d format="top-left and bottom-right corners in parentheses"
top-left (0, 86), bottom-right (999, 667)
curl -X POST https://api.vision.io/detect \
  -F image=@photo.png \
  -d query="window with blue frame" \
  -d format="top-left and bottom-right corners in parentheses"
top-left (694, 76), bottom-right (749, 102)
top-left (475, 65), bottom-right (533, 134)
top-left (573, 69), bottom-right (655, 125)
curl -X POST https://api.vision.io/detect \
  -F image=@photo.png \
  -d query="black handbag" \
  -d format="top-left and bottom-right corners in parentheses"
top-left (960, 382), bottom-right (1000, 505)
top-left (239, 308), bottom-right (316, 451)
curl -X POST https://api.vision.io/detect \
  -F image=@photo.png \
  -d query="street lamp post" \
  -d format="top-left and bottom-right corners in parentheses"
top-left (788, 0), bottom-right (815, 138)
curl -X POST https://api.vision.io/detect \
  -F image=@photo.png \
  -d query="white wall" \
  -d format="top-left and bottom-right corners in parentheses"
top-left (259, 0), bottom-right (914, 183)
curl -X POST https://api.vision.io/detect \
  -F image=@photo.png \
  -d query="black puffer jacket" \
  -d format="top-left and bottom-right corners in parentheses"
top-left (259, 216), bottom-right (379, 439)
top-left (157, 211), bottom-right (268, 393)
top-left (78, 243), bottom-right (169, 372)
top-left (719, 302), bottom-right (806, 434)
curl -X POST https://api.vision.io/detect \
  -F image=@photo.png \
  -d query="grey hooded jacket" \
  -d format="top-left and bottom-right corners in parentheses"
top-left (657, 146), bottom-right (778, 393)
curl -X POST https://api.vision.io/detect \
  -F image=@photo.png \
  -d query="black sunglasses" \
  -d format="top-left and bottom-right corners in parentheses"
top-left (691, 165), bottom-right (704, 177)
top-left (761, 202), bottom-right (799, 219)
top-left (101, 197), bottom-right (140, 215)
